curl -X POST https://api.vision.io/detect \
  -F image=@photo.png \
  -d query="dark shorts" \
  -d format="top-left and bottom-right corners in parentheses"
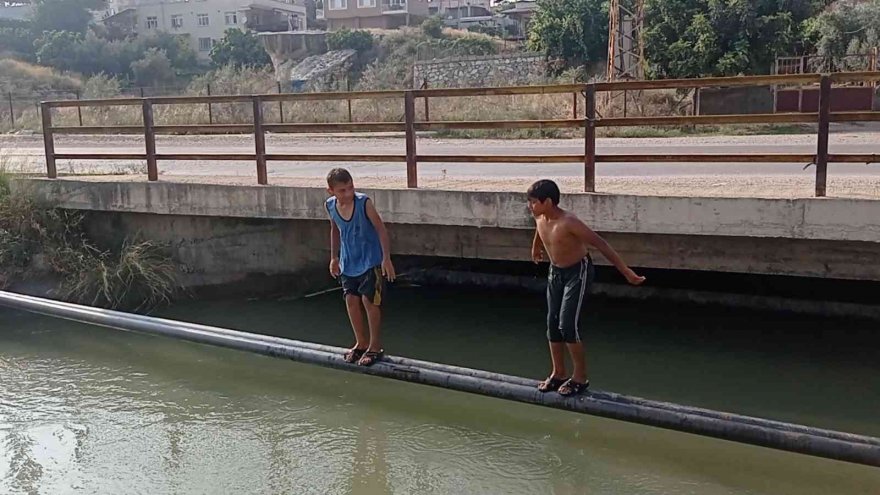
top-left (340, 266), bottom-right (385, 306)
top-left (547, 256), bottom-right (594, 343)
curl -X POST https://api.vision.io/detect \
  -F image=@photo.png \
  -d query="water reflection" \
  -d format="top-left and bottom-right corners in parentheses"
top-left (1, 306), bottom-right (879, 494)
top-left (351, 412), bottom-right (390, 495)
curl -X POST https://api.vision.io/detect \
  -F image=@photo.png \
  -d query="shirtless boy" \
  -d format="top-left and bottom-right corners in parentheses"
top-left (527, 179), bottom-right (645, 396)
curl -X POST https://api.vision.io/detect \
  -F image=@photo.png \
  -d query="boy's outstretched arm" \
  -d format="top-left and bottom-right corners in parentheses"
top-left (365, 199), bottom-right (396, 281)
top-left (570, 219), bottom-right (645, 285)
top-left (329, 219), bottom-right (341, 278)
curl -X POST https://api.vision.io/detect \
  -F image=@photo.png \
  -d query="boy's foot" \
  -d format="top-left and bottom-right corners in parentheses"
top-left (344, 347), bottom-right (367, 364)
top-left (537, 376), bottom-right (567, 393)
top-left (558, 379), bottom-right (590, 397)
top-left (358, 349), bottom-right (384, 367)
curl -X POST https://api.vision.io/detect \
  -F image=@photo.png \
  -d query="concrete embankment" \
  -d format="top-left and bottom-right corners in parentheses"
top-left (18, 178), bottom-right (880, 316)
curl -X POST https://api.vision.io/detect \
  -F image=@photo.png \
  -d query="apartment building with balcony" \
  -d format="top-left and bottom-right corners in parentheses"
top-left (317, 0), bottom-right (429, 30)
top-left (428, 0), bottom-right (491, 21)
top-left (101, 0), bottom-right (307, 60)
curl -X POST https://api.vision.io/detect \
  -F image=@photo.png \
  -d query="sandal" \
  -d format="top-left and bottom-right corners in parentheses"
top-left (358, 349), bottom-right (384, 367)
top-left (344, 348), bottom-right (366, 364)
top-left (558, 379), bottom-right (590, 397)
top-left (537, 376), bottom-right (566, 393)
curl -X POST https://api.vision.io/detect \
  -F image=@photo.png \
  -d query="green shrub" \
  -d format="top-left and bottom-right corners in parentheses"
top-left (327, 28), bottom-right (375, 52)
top-left (0, 183), bottom-right (181, 311)
top-left (421, 16), bottom-right (444, 39)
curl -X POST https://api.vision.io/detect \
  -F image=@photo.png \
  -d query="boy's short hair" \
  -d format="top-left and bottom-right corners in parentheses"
top-left (327, 168), bottom-right (353, 187)
top-left (527, 179), bottom-right (561, 205)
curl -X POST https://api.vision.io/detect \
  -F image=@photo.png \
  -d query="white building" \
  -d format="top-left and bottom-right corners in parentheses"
top-left (0, 1), bottom-right (30, 21)
top-left (101, 0), bottom-right (307, 60)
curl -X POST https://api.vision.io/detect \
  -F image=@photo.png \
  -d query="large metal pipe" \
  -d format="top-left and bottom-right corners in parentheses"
top-left (1, 291), bottom-right (878, 467)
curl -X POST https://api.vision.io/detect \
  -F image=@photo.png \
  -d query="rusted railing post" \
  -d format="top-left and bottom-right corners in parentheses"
top-left (142, 99), bottom-right (158, 181)
top-left (8, 92), bottom-right (14, 128)
top-left (253, 96), bottom-right (268, 185)
top-left (583, 84), bottom-right (596, 193)
top-left (815, 75), bottom-right (831, 197)
top-left (347, 78), bottom-right (353, 123)
top-left (75, 90), bottom-right (83, 126)
top-left (404, 91), bottom-right (418, 188)
top-left (422, 80), bottom-right (430, 121)
top-left (206, 83), bottom-right (213, 125)
top-left (40, 102), bottom-right (56, 178)
top-left (277, 81), bottom-right (284, 124)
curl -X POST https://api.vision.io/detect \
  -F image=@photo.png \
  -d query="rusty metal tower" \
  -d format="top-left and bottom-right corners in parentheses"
top-left (605, 0), bottom-right (645, 115)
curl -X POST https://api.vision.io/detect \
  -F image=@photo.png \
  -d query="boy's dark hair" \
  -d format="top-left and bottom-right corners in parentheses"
top-left (527, 179), bottom-right (560, 205)
top-left (326, 168), bottom-right (353, 187)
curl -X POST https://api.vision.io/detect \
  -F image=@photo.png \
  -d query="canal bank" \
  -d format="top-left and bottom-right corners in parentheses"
top-left (17, 178), bottom-right (880, 318)
top-left (4, 178), bottom-right (880, 493)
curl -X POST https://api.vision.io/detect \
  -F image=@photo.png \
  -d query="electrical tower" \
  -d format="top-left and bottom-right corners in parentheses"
top-left (605, 0), bottom-right (645, 115)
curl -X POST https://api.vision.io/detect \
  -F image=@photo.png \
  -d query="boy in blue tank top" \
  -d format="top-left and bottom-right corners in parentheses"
top-left (326, 168), bottom-right (396, 367)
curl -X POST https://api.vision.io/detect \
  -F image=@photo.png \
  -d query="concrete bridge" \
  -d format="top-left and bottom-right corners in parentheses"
top-left (21, 178), bottom-right (880, 317)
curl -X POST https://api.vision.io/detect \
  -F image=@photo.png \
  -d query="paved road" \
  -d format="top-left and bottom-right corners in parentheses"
top-left (2, 132), bottom-right (879, 179)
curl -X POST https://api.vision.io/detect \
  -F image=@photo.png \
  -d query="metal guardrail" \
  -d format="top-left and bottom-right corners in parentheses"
top-left (39, 72), bottom-right (880, 196)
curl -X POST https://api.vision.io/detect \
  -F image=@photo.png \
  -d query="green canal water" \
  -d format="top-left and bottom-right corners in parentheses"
top-left (1, 285), bottom-right (879, 494)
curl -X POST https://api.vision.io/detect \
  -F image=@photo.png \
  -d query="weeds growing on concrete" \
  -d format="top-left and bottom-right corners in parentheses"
top-left (55, 238), bottom-right (179, 311)
top-left (0, 179), bottom-right (181, 311)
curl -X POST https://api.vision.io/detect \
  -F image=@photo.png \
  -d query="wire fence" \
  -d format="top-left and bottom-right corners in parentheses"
top-left (2, 85), bottom-right (195, 131)
top-left (1, 81), bottom-right (312, 131)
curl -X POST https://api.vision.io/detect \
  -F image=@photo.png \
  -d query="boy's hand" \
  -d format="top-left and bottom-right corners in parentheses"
top-left (625, 269), bottom-right (646, 286)
top-left (329, 258), bottom-right (341, 278)
top-left (531, 246), bottom-right (544, 264)
top-left (382, 257), bottom-right (396, 282)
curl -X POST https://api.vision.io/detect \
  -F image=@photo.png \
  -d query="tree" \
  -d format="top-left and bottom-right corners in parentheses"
top-left (131, 48), bottom-right (176, 87)
top-left (34, 30), bottom-right (83, 69)
top-left (527, 0), bottom-right (609, 69)
top-left (30, 0), bottom-right (105, 35)
top-left (326, 27), bottom-right (374, 52)
top-left (140, 32), bottom-right (198, 72)
top-left (803, 0), bottom-right (880, 64)
top-left (0, 20), bottom-right (38, 61)
top-left (421, 16), bottom-right (444, 39)
top-left (35, 30), bottom-right (197, 79)
top-left (210, 29), bottom-right (271, 68)
top-left (643, 0), bottom-right (819, 79)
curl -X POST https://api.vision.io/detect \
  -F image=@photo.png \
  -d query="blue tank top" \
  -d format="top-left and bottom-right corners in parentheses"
top-left (326, 193), bottom-right (384, 277)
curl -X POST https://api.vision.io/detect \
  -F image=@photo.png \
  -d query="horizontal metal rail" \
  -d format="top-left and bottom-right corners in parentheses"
top-left (596, 113), bottom-right (819, 127)
top-left (44, 90), bottom-right (408, 108)
top-left (44, 109), bottom-right (879, 135)
top-left (38, 72), bottom-right (880, 194)
top-left (42, 72), bottom-right (880, 109)
top-left (48, 152), bottom-right (879, 165)
top-left (263, 122), bottom-right (407, 133)
top-left (0, 290), bottom-right (877, 467)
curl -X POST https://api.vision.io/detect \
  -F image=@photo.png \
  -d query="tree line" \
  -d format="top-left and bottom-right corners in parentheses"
top-left (1, 0), bottom-right (878, 85)
top-left (0, 0), bottom-right (269, 87)
top-left (526, 0), bottom-right (879, 78)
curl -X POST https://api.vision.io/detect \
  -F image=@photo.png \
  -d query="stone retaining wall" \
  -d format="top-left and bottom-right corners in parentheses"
top-left (413, 53), bottom-right (546, 88)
